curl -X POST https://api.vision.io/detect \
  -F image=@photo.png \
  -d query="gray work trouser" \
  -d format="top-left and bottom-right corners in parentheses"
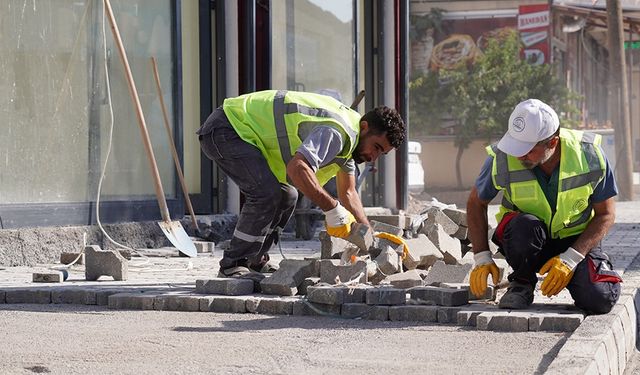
top-left (198, 109), bottom-right (298, 269)
top-left (494, 213), bottom-right (621, 314)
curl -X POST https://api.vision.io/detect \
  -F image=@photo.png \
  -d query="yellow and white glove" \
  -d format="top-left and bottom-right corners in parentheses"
top-left (374, 232), bottom-right (409, 260)
top-left (324, 202), bottom-right (356, 239)
top-left (470, 251), bottom-right (501, 298)
top-left (539, 247), bottom-right (584, 297)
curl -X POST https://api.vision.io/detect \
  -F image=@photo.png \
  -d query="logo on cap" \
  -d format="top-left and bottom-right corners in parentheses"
top-left (512, 117), bottom-right (525, 132)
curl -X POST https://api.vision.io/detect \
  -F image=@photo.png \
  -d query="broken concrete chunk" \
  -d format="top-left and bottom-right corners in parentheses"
top-left (297, 277), bottom-right (321, 295)
top-left (319, 259), bottom-right (367, 284)
top-left (442, 208), bottom-right (467, 226)
top-left (374, 246), bottom-right (400, 275)
top-left (367, 214), bottom-right (405, 228)
top-left (425, 207), bottom-right (459, 236)
top-left (425, 224), bottom-right (462, 264)
top-left (370, 220), bottom-right (404, 237)
top-left (260, 259), bottom-right (318, 296)
top-left (345, 223), bottom-right (374, 252)
top-left (33, 271), bottom-right (65, 283)
top-left (319, 230), bottom-right (354, 259)
top-left (383, 269), bottom-right (423, 289)
top-left (60, 252), bottom-right (84, 265)
top-left (402, 234), bottom-right (443, 270)
top-left (423, 261), bottom-right (472, 285)
top-left (85, 245), bottom-right (128, 281)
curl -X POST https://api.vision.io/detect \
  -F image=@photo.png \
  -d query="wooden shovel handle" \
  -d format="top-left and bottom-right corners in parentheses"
top-left (103, 0), bottom-right (171, 222)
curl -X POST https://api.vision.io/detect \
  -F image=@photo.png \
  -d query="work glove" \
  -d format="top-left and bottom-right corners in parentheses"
top-left (374, 232), bottom-right (409, 260)
top-left (539, 247), bottom-right (584, 297)
top-left (324, 202), bottom-right (356, 239)
top-left (470, 251), bottom-right (501, 298)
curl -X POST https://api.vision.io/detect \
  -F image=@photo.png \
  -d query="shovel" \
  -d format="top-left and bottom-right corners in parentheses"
top-left (103, 0), bottom-right (196, 257)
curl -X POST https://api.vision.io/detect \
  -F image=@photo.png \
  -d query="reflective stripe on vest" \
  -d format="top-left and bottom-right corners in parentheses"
top-left (487, 128), bottom-right (605, 239)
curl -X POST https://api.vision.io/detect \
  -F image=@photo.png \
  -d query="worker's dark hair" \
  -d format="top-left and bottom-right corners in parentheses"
top-left (361, 106), bottom-right (406, 148)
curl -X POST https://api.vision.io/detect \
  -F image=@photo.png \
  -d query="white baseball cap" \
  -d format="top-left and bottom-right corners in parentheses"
top-left (497, 99), bottom-right (560, 157)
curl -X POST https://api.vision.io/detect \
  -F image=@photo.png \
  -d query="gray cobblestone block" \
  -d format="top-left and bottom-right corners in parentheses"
top-left (383, 270), bottom-right (423, 289)
top-left (374, 246), bottom-right (400, 275)
top-left (425, 207), bottom-right (459, 235)
top-left (476, 312), bottom-right (531, 332)
top-left (457, 310), bottom-right (486, 327)
top-left (260, 259), bottom-right (318, 296)
top-left (108, 293), bottom-right (156, 310)
top-left (423, 261), bottom-right (472, 285)
top-left (342, 286), bottom-right (370, 303)
top-left (0, 290), bottom-right (5, 304)
top-left (319, 230), bottom-right (352, 259)
top-left (96, 289), bottom-right (125, 306)
top-left (389, 305), bottom-right (438, 322)
top-left (33, 272), bottom-right (64, 283)
top-left (297, 277), bottom-right (320, 295)
top-left (245, 296), bottom-right (296, 315)
top-left (439, 282), bottom-right (496, 301)
top-left (85, 245), bottom-right (128, 281)
top-left (341, 303), bottom-right (389, 320)
top-left (60, 252), bottom-right (84, 265)
top-left (51, 288), bottom-right (97, 305)
top-left (370, 220), bottom-right (403, 237)
top-left (6, 289), bottom-right (51, 304)
top-left (320, 259), bottom-right (367, 284)
top-left (543, 356), bottom-right (599, 375)
top-left (292, 300), bottom-right (341, 317)
top-left (367, 214), bottom-right (405, 228)
top-left (307, 286), bottom-right (345, 305)
top-left (528, 313), bottom-right (584, 332)
top-left (409, 286), bottom-right (468, 306)
top-left (154, 294), bottom-right (201, 311)
top-left (442, 208), bottom-right (467, 226)
top-left (193, 240), bottom-right (214, 253)
top-left (200, 295), bottom-right (247, 313)
top-left (346, 223), bottom-right (374, 251)
top-left (366, 287), bottom-right (406, 305)
top-left (425, 224), bottom-right (462, 264)
top-left (196, 278), bottom-right (254, 296)
top-left (403, 234), bottom-right (443, 270)
top-left (437, 307), bottom-right (462, 323)
top-left (552, 337), bottom-right (610, 374)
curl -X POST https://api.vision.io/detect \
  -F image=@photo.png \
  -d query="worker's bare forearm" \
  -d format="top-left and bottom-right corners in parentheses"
top-left (340, 187), bottom-right (368, 224)
top-left (571, 199), bottom-right (615, 256)
top-left (467, 186), bottom-right (491, 253)
top-left (287, 156), bottom-right (336, 211)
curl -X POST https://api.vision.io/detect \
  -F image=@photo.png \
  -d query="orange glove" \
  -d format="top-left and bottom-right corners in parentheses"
top-left (470, 251), bottom-right (500, 298)
top-left (539, 247), bottom-right (584, 297)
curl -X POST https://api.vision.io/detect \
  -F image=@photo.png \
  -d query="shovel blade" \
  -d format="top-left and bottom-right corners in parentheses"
top-left (158, 220), bottom-right (197, 257)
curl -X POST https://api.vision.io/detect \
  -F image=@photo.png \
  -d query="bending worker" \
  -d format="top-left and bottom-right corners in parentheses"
top-left (197, 90), bottom-right (406, 278)
top-left (467, 99), bottom-right (621, 314)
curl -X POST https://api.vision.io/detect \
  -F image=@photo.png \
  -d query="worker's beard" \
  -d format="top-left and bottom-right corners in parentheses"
top-left (352, 141), bottom-right (366, 164)
top-left (520, 147), bottom-right (555, 169)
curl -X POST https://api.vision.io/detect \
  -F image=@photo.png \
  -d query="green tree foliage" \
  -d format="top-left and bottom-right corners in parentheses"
top-left (409, 29), bottom-right (580, 188)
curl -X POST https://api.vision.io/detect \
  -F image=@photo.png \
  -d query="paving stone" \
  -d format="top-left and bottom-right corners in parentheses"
top-left (366, 287), bottom-right (406, 305)
top-left (345, 223), bottom-right (374, 251)
top-left (154, 294), bottom-right (201, 311)
top-left (51, 288), bottom-right (97, 305)
top-left (439, 282), bottom-right (496, 301)
top-left (196, 278), bottom-right (254, 296)
top-left (370, 220), bottom-right (404, 237)
top-left (260, 259), bottom-right (318, 296)
top-left (425, 224), bottom-right (462, 264)
top-left (96, 289), bottom-right (125, 306)
top-left (544, 356), bottom-right (600, 375)
top-left (553, 337), bottom-right (609, 374)
top-left (437, 307), bottom-right (462, 323)
top-left (367, 214), bottom-right (405, 228)
top-left (6, 289), bottom-right (51, 304)
top-left (374, 246), bottom-right (400, 275)
top-left (383, 270), bottom-right (423, 289)
top-left (456, 305), bottom-right (500, 326)
top-left (425, 207), bottom-right (459, 235)
top-left (320, 259), bottom-right (367, 284)
top-left (341, 286), bottom-right (370, 303)
top-left (423, 261), bottom-right (472, 285)
top-left (60, 252), bottom-right (84, 265)
top-left (292, 300), bottom-right (341, 317)
top-left (85, 245), bottom-right (128, 281)
top-left (341, 303), bottom-right (389, 320)
top-left (409, 286), bottom-right (469, 306)
top-left (307, 286), bottom-right (345, 305)
top-left (388, 305), bottom-right (438, 322)
top-left (528, 313), bottom-right (584, 332)
top-left (403, 234), bottom-right (443, 270)
top-left (452, 226), bottom-right (469, 241)
top-left (297, 277), bottom-right (320, 295)
top-left (245, 296), bottom-right (296, 315)
top-left (0, 290), bottom-right (5, 304)
top-left (33, 272), bottom-right (65, 283)
top-left (108, 293), bottom-right (156, 310)
top-left (319, 230), bottom-right (353, 259)
top-left (442, 208), bottom-right (467, 226)
top-left (199, 295), bottom-right (247, 313)
top-left (476, 312), bottom-right (531, 332)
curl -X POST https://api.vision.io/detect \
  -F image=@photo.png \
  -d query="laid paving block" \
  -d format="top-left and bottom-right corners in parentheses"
top-left (200, 295), bottom-right (247, 313)
top-left (345, 223), bottom-right (374, 251)
top-left (51, 288), bottom-right (97, 305)
top-left (320, 259), bottom-right (367, 284)
top-left (442, 208), bottom-right (467, 226)
top-left (403, 234), bottom-right (443, 270)
top-left (439, 282), bottom-right (496, 301)
top-left (85, 245), bottom-right (128, 281)
top-left (260, 259), bottom-right (318, 296)
top-left (389, 305), bottom-right (438, 322)
top-left (425, 224), bottom-right (462, 264)
top-left (246, 296), bottom-right (296, 315)
top-left (297, 277), bottom-right (320, 295)
top-left (108, 293), bottom-right (156, 310)
top-left (154, 294), bottom-right (201, 311)
top-left (342, 286), bottom-right (370, 304)
top-left (409, 286), bottom-right (469, 306)
top-left (33, 272), bottom-right (65, 283)
top-left (60, 252), bottom-right (84, 265)
top-left (0, 291), bottom-right (5, 304)
top-left (366, 287), bottom-right (406, 305)
top-left (476, 312), bottom-right (531, 332)
top-left (437, 307), bottom-right (463, 323)
top-left (425, 207), bottom-right (459, 235)
top-left (193, 240), bottom-right (214, 253)
top-left (528, 313), bottom-right (584, 332)
top-left (196, 278), bottom-right (254, 296)
top-left (374, 246), bottom-right (400, 275)
top-left (342, 303), bottom-right (389, 320)
top-left (6, 289), bottom-right (51, 304)
top-left (423, 261), bottom-right (472, 285)
top-left (383, 270), bottom-right (423, 289)
top-left (96, 289), bottom-right (125, 306)
top-left (319, 230), bottom-right (353, 259)
top-left (293, 300), bottom-right (341, 317)
top-left (307, 286), bottom-right (345, 305)
top-left (370, 220), bottom-right (404, 237)
top-left (457, 310), bottom-right (484, 327)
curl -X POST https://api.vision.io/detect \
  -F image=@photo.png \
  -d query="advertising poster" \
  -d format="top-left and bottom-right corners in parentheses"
top-left (518, 3), bottom-right (550, 65)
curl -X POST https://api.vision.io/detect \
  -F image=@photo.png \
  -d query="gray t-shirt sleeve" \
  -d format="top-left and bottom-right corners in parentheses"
top-left (296, 126), bottom-right (354, 174)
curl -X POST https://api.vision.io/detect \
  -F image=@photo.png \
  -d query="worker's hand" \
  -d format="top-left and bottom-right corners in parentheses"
top-left (470, 251), bottom-right (501, 298)
top-left (539, 247), bottom-right (584, 297)
top-left (374, 232), bottom-right (409, 260)
top-left (324, 202), bottom-right (355, 238)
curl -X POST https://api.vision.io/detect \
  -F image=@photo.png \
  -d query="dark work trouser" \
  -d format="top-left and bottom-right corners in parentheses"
top-left (493, 213), bottom-right (621, 314)
top-left (198, 109), bottom-right (298, 270)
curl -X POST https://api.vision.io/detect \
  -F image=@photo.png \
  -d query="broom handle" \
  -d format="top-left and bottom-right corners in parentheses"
top-left (150, 57), bottom-right (199, 231)
top-left (103, 0), bottom-right (171, 222)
